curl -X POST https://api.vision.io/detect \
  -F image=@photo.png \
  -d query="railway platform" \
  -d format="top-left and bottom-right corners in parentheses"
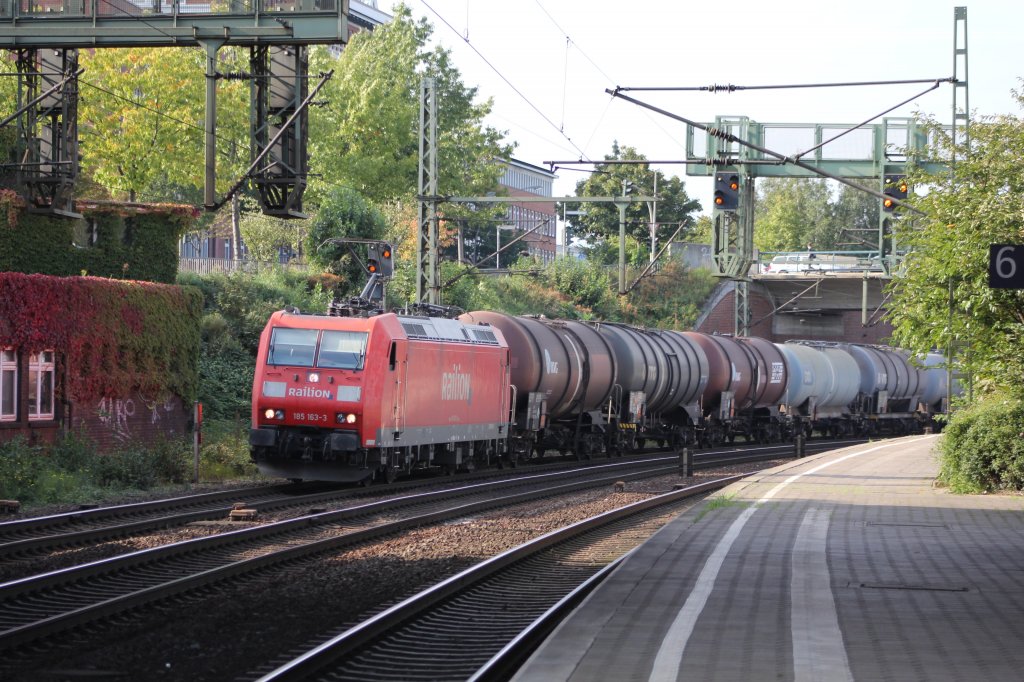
top-left (512, 435), bottom-right (1024, 682)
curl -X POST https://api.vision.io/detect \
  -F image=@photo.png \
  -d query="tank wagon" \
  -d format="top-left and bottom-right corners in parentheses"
top-left (249, 309), bottom-right (957, 483)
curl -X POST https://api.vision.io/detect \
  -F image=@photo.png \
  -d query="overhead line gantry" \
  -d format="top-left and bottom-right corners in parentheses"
top-left (0, 0), bottom-right (350, 217)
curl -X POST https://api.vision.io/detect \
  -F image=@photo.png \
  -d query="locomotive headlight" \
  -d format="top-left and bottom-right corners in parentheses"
top-left (336, 412), bottom-right (358, 424)
top-left (264, 408), bottom-right (276, 419)
top-left (308, 372), bottom-right (320, 383)
top-left (275, 410), bottom-right (285, 420)
top-left (346, 413), bottom-right (357, 424)
top-left (265, 408), bottom-right (285, 420)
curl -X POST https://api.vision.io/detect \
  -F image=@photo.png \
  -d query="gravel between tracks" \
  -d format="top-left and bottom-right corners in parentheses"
top-left (3, 461), bottom-right (785, 682)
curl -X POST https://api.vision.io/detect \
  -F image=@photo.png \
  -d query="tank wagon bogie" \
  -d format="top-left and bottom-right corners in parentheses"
top-left (249, 309), bottom-right (958, 483)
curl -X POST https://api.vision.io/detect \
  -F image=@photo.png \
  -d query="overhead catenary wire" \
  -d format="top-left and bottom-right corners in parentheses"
top-left (79, 78), bottom-right (245, 153)
top-left (794, 80), bottom-right (948, 160)
top-left (605, 86), bottom-right (942, 215)
top-left (616, 77), bottom-right (957, 93)
top-left (420, 0), bottom-right (591, 162)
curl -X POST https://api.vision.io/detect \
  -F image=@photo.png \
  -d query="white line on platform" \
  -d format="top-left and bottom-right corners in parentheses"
top-left (791, 507), bottom-right (853, 682)
top-left (647, 436), bottom-right (936, 682)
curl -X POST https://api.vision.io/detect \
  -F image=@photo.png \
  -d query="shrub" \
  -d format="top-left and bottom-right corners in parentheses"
top-left (939, 393), bottom-right (1024, 493)
top-left (199, 348), bottom-right (255, 421)
top-left (199, 419), bottom-right (261, 481)
top-left (0, 436), bottom-right (94, 504)
top-left (91, 438), bottom-right (191, 490)
top-left (0, 433), bottom-right (197, 506)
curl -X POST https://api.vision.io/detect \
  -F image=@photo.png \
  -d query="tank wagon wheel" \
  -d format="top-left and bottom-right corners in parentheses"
top-left (705, 424), bottom-right (725, 448)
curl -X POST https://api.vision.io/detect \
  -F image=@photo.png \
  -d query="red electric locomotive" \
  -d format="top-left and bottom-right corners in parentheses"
top-left (250, 309), bottom-right (511, 483)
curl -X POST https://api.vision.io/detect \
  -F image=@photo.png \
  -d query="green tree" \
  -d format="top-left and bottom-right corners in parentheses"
top-left (888, 94), bottom-right (1024, 394)
top-left (561, 142), bottom-right (701, 260)
top-left (78, 47), bottom-right (249, 202)
top-left (685, 214), bottom-right (713, 244)
top-left (240, 213), bottom-right (306, 264)
top-left (832, 182), bottom-right (881, 252)
top-left (305, 186), bottom-right (390, 295)
top-left (0, 53), bottom-right (20, 190)
top-left (307, 4), bottom-right (512, 205)
top-left (753, 178), bottom-right (836, 252)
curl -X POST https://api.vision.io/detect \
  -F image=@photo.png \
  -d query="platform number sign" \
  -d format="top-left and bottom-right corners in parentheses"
top-left (989, 245), bottom-right (1024, 289)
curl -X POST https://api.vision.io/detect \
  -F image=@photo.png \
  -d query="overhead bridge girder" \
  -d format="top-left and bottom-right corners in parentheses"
top-left (250, 44), bottom-right (309, 218)
top-left (16, 48), bottom-right (80, 218)
top-left (0, 0), bottom-right (349, 48)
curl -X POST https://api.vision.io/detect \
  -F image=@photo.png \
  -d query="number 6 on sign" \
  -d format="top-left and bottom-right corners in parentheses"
top-left (989, 245), bottom-right (1024, 289)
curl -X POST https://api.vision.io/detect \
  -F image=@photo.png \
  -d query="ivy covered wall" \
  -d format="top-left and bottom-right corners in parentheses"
top-left (0, 272), bottom-right (202, 402)
top-left (0, 194), bottom-right (199, 284)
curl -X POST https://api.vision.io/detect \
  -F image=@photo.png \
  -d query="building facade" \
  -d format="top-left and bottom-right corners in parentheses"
top-left (498, 159), bottom-right (557, 264)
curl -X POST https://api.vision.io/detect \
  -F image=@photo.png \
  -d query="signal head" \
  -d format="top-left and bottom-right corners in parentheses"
top-left (713, 172), bottom-right (740, 211)
top-left (882, 173), bottom-right (909, 213)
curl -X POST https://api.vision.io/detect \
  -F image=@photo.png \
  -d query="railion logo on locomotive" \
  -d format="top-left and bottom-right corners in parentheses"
top-left (441, 365), bottom-right (472, 401)
top-left (287, 386), bottom-right (334, 400)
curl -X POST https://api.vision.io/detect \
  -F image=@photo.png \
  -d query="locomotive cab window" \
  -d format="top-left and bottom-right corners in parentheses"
top-left (317, 331), bottom-right (368, 370)
top-left (268, 328), bottom-right (318, 367)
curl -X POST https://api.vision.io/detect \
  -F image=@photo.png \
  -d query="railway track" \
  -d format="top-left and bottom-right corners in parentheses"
top-left (0, 439), bottom-right (851, 563)
top-left (252, 475), bottom-right (744, 681)
top-left (0, 482), bottom-right (332, 560)
top-left (0, 454), bottom-right (720, 658)
top-left (0, 439), bottom-right (859, 676)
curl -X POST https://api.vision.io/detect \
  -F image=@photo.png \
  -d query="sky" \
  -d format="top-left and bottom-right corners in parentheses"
top-left (390, 0), bottom-right (1022, 223)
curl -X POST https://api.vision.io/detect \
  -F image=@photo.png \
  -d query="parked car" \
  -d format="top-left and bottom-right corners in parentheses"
top-left (763, 253), bottom-right (862, 274)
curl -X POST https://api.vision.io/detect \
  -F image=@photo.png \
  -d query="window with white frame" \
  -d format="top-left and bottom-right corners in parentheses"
top-left (28, 350), bottom-right (55, 421)
top-left (1, 348), bottom-right (16, 422)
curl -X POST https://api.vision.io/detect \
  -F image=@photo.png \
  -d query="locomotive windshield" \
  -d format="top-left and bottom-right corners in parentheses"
top-left (318, 330), bottom-right (368, 370)
top-left (268, 328), bottom-right (318, 366)
top-left (267, 327), bottom-right (368, 370)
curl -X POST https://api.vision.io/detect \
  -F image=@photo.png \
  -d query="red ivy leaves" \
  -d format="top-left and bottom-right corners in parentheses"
top-left (0, 190), bottom-right (24, 229)
top-left (0, 273), bottom-right (201, 401)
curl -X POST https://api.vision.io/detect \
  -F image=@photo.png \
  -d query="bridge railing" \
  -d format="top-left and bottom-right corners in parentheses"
top-left (0, 0), bottom-right (337, 19)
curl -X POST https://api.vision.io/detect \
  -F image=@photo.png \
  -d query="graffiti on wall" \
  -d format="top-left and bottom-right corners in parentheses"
top-left (94, 395), bottom-right (181, 442)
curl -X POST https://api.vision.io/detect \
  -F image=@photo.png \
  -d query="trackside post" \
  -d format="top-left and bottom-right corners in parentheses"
top-left (679, 447), bottom-right (693, 477)
top-left (193, 401), bottom-right (203, 483)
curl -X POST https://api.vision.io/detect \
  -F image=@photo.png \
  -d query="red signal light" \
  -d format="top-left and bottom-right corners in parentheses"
top-left (367, 260), bottom-right (379, 273)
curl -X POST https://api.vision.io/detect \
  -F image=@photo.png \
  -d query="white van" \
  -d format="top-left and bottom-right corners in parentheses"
top-left (763, 253), bottom-right (861, 274)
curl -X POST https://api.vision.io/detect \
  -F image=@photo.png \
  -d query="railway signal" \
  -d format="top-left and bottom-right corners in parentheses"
top-left (882, 174), bottom-right (908, 213)
top-left (367, 242), bottom-right (394, 276)
top-left (713, 172), bottom-right (740, 211)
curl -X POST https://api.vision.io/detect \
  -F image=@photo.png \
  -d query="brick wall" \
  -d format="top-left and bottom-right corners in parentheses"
top-left (70, 393), bottom-right (191, 451)
top-left (696, 281), bottom-right (895, 344)
top-left (694, 286), bottom-right (776, 338)
top-left (1, 392), bottom-right (191, 452)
